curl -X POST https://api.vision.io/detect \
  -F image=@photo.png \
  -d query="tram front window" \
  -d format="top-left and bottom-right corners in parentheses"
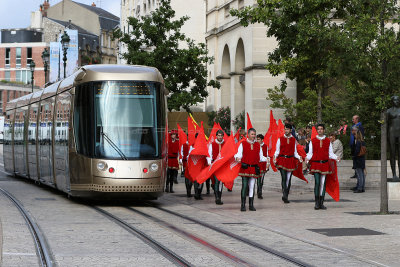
top-left (74, 81), bottom-right (162, 159)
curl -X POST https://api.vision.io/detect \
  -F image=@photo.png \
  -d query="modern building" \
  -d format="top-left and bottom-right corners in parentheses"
top-left (205, 0), bottom-right (297, 133)
top-left (0, 29), bottom-right (46, 113)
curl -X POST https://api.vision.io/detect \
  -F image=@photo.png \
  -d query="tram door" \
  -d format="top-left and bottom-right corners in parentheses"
top-left (54, 92), bottom-right (71, 192)
top-left (3, 110), bottom-right (15, 173)
top-left (28, 103), bottom-right (39, 181)
top-left (38, 98), bottom-right (55, 186)
top-left (14, 108), bottom-right (27, 177)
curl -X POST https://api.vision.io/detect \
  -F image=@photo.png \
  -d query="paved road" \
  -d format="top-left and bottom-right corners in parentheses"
top-left (0, 149), bottom-right (399, 266)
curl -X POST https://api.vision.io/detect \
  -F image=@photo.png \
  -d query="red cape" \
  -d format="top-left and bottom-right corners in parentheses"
top-left (326, 160), bottom-right (340, 201)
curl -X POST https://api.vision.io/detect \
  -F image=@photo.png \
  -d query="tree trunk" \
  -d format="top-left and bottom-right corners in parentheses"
top-left (380, 110), bottom-right (388, 214)
top-left (317, 87), bottom-right (322, 123)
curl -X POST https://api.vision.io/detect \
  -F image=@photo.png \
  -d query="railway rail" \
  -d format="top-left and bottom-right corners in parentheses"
top-left (0, 187), bottom-right (55, 267)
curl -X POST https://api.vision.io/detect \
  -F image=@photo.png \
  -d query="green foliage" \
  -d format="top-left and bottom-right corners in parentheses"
top-left (232, 111), bottom-right (245, 132)
top-left (207, 107), bottom-right (231, 133)
top-left (113, 0), bottom-right (220, 112)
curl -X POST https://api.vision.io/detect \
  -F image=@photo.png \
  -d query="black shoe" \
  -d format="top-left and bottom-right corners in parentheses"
top-left (350, 175), bottom-right (357, 179)
top-left (351, 187), bottom-right (357, 191)
top-left (216, 199), bottom-right (223, 205)
top-left (258, 193), bottom-right (263, 199)
top-left (240, 197), bottom-right (246, 211)
top-left (165, 188), bottom-right (169, 193)
top-left (170, 190), bottom-right (175, 193)
top-left (187, 193), bottom-right (192, 197)
top-left (174, 180), bottom-right (178, 184)
top-left (249, 197), bottom-right (256, 211)
top-left (314, 196), bottom-right (320, 210)
top-left (228, 189), bottom-right (232, 192)
top-left (354, 190), bottom-right (363, 193)
top-left (319, 197), bottom-right (327, 210)
top-left (206, 190), bottom-right (210, 195)
top-left (362, 189), bottom-right (365, 192)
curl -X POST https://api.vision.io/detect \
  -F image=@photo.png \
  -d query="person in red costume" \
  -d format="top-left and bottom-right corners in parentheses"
top-left (256, 134), bottom-right (270, 199)
top-left (234, 128), bottom-right (268, 211)
top-left (273, 124), bottom-right (303, 203)
top-left (207, 130), bottom-right (225, 205)
top-left (179, 140), bottom-right (191, 197)
top-left (306, 123), bottom-right (340, 210)
top-left (166, 131), bottom-right (179, 193)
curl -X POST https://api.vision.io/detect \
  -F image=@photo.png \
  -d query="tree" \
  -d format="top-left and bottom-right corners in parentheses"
top-left (114, 0), bottom-right (220, 112)
top-left (207, 107), bottom-right (231, 134)
top-left (338, 0), bottom-right (400, 213)
top-left (231, 0), bottom-right (347, 123)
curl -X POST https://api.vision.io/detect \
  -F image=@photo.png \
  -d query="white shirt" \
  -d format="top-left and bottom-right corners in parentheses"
top-left (273, 135), bottom-right (301, 160)
top-left (234, 139), bottom-right (268, 162)
top-left (179, 141), bottom-right (188, 164)
top-left (207, 139), bottom-right (224, 165)
top-left (306, 135), bottom-right (338, 161)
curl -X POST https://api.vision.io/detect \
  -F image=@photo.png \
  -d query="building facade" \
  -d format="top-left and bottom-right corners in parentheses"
top-left (205, 0), bottom-right (296, 133)
top-left (0, 30), bottom-right (46, 113)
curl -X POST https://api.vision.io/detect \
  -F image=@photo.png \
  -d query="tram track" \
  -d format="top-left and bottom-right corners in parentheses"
top-left (142, 203), bottom-right (311, 267)
top-left (0, 187), bottom-right (55, 267)
top-left (91, 206), bottom-right (193, 267)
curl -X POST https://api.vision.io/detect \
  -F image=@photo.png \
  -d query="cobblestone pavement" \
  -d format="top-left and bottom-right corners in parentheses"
top-left (0, 167), bottom-right (399, 266)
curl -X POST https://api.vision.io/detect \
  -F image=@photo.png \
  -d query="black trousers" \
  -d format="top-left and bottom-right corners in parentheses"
top-left (166, 169), bottom-right (177, 189)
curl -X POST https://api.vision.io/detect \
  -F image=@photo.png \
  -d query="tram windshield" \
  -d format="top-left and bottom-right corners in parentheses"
top-left (74, 81), bottom-right (165, 159)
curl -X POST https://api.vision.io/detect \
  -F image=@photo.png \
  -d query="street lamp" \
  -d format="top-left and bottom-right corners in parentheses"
top-left (60, 30), bottom-right (70, 79)
top-left (41, 48), bottom-right (50, 85)
top-left (29, 60), bottom-right (35, 93)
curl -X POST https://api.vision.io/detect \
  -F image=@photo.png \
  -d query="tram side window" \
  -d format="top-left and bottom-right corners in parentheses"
top-left (74, 83), bottom-right (95, 157)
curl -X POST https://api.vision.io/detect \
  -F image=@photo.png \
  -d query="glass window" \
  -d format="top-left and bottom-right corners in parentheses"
top-left (16, 48), bottom-right (21, 68)
top-left (74, 81), bottom-right (165, 159)
top-left (5, 48), bottom-right (10, 67)
top-left (27, 47), bottom-right (32, 65)
top-left (5, 71), bottom-right (10, 81)
top-left (16, 70), bottom-right (22, 82)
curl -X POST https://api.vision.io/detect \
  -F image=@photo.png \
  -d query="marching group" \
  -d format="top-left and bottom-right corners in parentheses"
top-left (165, 115), bottom-right (366, 211)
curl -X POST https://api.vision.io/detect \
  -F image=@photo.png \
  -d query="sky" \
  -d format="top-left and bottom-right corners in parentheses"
top-left (0, 0), bottom-right (120, 30)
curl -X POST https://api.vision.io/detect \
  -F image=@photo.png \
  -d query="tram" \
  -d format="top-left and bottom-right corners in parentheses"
top-left (3, 65), bottom-right (168, 199)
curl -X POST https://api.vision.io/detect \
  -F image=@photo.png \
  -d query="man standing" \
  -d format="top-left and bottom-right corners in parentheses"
top-left (306, 124), bottom-right (340, 210)
top-left (350, 115), bottom-right (364, 178)
top-left (235, 128), bottom-right (268, 211)
top-left (257, 134), bottom-right (269, 199)
top-left (167, 131), bottom-right (179, 193)
top-left (179, 140), bottom-right (192, 197)
top-left (207, 130), bottom-right (225, 205)
top-left (273, 124), bottom-right (302, 203)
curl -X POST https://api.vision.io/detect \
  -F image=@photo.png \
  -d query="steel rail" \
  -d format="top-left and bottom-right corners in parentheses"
top-left (151, 205), bottom-right (312, 267)
top-left (0, 188), bottom-right (55, 267)
top-left (125, 207), bottom-right (256, 267)
top-left (91, 206), bottom-right (193, 267)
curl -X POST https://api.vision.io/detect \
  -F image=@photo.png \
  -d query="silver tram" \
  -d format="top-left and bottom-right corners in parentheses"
top-left (3, 65), bottom-right (168, 199)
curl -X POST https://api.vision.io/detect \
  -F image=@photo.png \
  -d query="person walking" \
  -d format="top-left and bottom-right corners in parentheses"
top-left (273, 124), bottom-right (302, 203)
top-left (207, 130), bottom-right (226, 205)
top-left (235, 128), bottom-right (268, 211)
top-left (179, 140), bottom-right (192, 197)
top-left (351, 127), bottom-right (366, 193)
top-left (306, 124), bottom-right (340, 210)
top-left (166, 131), bottom-right (179, 193)
top-left (256, 134), bottom-right (270, 199)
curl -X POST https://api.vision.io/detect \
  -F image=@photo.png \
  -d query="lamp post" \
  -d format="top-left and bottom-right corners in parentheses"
top-left (41, 48), bottom-right (50, 85)
top-left (60, 30), bottom-right (70, 79)
top-left (29, 60), bottom-right (36, 93)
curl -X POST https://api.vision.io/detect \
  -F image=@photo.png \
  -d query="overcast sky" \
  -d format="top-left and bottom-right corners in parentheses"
top-left (0, 0), bottom-right (120, 29)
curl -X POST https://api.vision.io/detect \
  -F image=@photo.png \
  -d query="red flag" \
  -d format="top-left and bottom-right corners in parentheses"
top-left (326, 160), bottom-right (340, 201)
top-left (311, 126), bottom-right (317, 139)
top-left (278, 119), bottom-right (285, 137)
top-left (291, 144), bottom-right (308, 183)
top-left (177, 123), bottom-right (187, 149)
top-left (208, 122), bottom-right (219, 144)
top-left (187, 122), bottom-right (209, 182)
top-left (246, 112), bottom-right (253, 132)
top-left (197, 135), bottom-right (236, 184)
top-left (234, 127), bottom-right (241, 143)
top-left (214, 157), bottom-right (241, 189)
top-left (188, 116), bottom-right (196, 146)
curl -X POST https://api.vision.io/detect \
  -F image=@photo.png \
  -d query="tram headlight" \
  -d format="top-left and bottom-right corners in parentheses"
top-left (150, 163), bottom-right (159, 172)
top-left (97, 161), bottom-right (107, 171)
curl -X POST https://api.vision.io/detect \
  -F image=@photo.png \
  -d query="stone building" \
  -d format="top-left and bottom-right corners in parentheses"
top-left (205, 0), bottom-right (296, 133)
top-left (33, 0), bottom-right (119, 65)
